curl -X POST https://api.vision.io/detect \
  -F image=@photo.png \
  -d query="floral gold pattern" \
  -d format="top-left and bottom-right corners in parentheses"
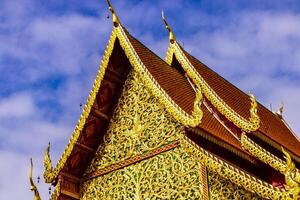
top-left (81, 146), bottom-right (203, 199)
top-left (208, 169), bottom-right (263, 200)
top-left (82, 140), bottom-right (180, 181)
top-left (181, 135), bottom-right (292, 199)
top-left (85, 70), bottom-right (185, 172)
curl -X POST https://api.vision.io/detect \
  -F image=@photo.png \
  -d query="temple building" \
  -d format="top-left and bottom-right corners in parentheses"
top-left (30, 1), bottom-right (300, 199)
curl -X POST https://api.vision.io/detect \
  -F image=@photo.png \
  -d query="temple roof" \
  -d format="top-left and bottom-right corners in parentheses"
top-left (126, 30), bottom-right (258, 162)
top-left (182, 49), bottom-right (300, 158)
top-left (42, 5), bottom-right (300, 200)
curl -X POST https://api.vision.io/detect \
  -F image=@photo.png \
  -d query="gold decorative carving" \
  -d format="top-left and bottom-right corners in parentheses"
top-left (165, 41), bottom-right (260, 133)
top-left (241, 133), bottom-right (286, 172)
top-left (83, 140), bottom-right (180, 181)
top-left (29, 158), bottom-right (42, 200)
top-left (81, 146), bottom-right (203, 199)
top-left (49, 181), bottom-right (61, 200)
top-left (241, 133), bottom-right (300, 187)
top-left (181, 135), bottom-right (290, 199)
top-left (43, 27), bottom-right (117, 183)
top-left (282, 148), bottom-right (300, 199)
top-left (85, 70), bottom-right (183, 172)
top-left (208, 169), bottom-right (262, 199)
top-left (44, 20), bottom-right (203, 183)
top-left (117, 25), bottom-right (203, 127)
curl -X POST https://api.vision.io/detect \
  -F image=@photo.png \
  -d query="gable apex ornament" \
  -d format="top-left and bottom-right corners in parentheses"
top-left (106, 0), bottom-right (121, 27)
top-left (162, 11), bottom-right (176, 43)
top-left (29, 158), bottom-right (42, 200)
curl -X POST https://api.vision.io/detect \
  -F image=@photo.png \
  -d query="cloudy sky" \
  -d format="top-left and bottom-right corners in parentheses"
top-left (1, 0), bottom-right (300, 199)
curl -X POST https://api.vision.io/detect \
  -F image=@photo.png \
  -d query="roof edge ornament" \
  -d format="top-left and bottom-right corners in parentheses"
top-left (29, 158), bottom-right (42, 200)
top-left (162, 10), bottom-right (176, 44)
top-left (44, 142), bottom-right (54, 183)
top-left (282, 147), bottom-right (300, 199)
top-left (106, 0), bottom-right (120, 27)
top-left (166, 42), bottom-right (261, 133)
top-left (275, 101), bottom-right (284, 119)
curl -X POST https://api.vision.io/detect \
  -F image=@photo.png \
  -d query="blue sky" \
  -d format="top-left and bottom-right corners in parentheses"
top-left (1, 0), bottom-right (300, 199)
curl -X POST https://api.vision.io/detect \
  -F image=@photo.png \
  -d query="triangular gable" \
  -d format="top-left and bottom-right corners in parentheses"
top-left (43, 24), bottom-right (203, 184)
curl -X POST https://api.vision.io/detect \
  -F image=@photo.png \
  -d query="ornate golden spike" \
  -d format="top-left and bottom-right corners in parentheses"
top-left (44, 142), bottom-right (53, 182)
top-left (106, 0), bottom-right (120, 27)
top-left (281, 147), bottom-right (300, 198)
top-left (29, 158), bottom-right (42, 200)
top-left (162, 10), bottom-right (176, 44)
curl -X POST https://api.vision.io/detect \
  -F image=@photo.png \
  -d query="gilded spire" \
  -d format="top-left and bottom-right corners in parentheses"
top-left (162, 11), bottom-right (176, 43)
top-left (44, 142), bottom-right (53, 183)
top-left (29, 158), bottom-right (42, 200)
top-left (106, 0), bottom-right (121, 27)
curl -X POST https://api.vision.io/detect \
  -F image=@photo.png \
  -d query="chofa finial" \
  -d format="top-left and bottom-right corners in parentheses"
top-left (162, 10), bottom-right (176, 44)
top-left (29, 158), bottom-right (42, 200)
top-left (276, 101), bottom-right (284, 118)
top-left (106, 0), bottom-right (120, 27)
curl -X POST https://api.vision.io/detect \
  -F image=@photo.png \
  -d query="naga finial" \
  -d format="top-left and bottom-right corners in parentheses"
top-left (44, 142), bottom-right (53, 182)
top-left (162, 10), bottom-right (176, 44)
top-left (248, 93), bottom-right (260, 128)
top-left (29, 158), bottom-right (42, 200)
top-left (106, 0), bottom-right (120, 27)
top-left (282, 147), bottom-right (300, 199)
top-left (276, 101), bottom-right (284, 118)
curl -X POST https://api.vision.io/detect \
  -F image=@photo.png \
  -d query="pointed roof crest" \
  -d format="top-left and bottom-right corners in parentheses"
top-left (106, 0), bottom-right (121, 27)
top-left (162, 11), bottom-right (176, 43)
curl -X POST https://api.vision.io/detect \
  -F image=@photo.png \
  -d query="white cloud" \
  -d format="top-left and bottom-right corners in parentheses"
top-left (0, 93), bottom-right (35, 118)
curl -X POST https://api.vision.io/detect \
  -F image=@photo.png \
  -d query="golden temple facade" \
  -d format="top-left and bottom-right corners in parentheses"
top-left (30, 1), bottom-right (300, 199)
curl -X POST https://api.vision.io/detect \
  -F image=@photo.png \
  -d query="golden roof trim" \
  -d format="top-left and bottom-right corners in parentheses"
top-left (241, 133), bottom-right (300, 182)
top-left (44, 25), bottom-right (204, 183)
top-left (49, 181), bottom-right (61, 200)
top-left (252, 131), bottom-right (300, 163)
top-left (165, 42), bottom-right (261, 133)
top-left (181, 135), bottom-right (297, 199)
top-left (190, 127), bottom-right (258, 165)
